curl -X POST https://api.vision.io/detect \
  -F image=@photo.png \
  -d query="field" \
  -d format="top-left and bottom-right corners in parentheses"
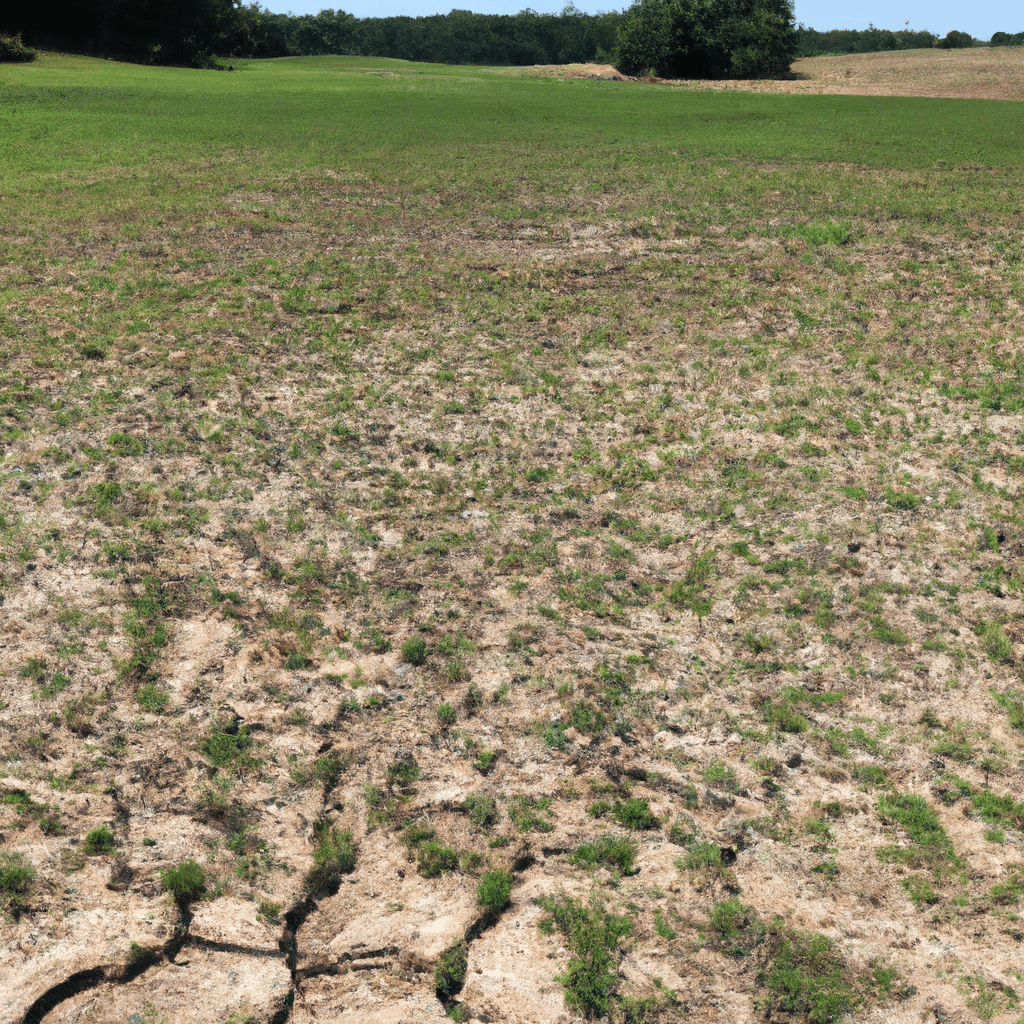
top-left (528, 45), bottom-right (1024, 101)
top-left (1, 49), bottom-right (1024, 1024)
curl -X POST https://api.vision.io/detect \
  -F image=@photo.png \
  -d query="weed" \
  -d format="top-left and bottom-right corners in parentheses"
top-left (509, 793), bottom-right (554, 832)
top-left (703, 758), bottom-right (740, 793)
top-left (417, 841), bottom-right (460, 878)
top-left (386, 753), bottom-right (422, 787)
top-left (199, 719), bottom-right (260, 775)
top-left (401, 635), bottom-right (428, 665)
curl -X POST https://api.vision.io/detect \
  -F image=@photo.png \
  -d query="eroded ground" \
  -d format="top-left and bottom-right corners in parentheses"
top-left (1, 53), bottom-right (1024, 1024)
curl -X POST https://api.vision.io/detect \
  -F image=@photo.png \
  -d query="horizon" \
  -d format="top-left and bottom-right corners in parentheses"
top-left (262, 0), bottom-right (1019, 43)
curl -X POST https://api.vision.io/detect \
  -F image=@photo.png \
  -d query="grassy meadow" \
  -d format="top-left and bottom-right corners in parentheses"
top-left (2, 51), bottom-right (1024, 1023)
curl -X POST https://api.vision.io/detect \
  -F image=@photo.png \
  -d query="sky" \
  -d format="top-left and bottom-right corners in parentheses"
top-left (266, 0), bottom-right (1020, 41)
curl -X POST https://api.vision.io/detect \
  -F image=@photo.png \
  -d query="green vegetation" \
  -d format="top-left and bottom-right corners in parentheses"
top-left (434, 938), bottom-right (468, 1003)
top-left (305, 826), bottom-right (357, 896)
top-left (386, 754), bottom-right (422, 788)
top-left (1, 46), bottom-right (1022, 1018)
top-left (0, 852), bottom-right (36, 912)
top-left (616, 0), bottom-right (797, 79)
top-left (82, 824), bottom-right (116, 855)
top-left (536, 894), bottom-right (634, 1018)
top-left (160, 860), bottom-right (206, 905)
top-left (477, 869), bottom-right (514, 913)
top-left (612, 798), bottom-right (659, 829)
top-left (568, 835), bottom-right (639, 875)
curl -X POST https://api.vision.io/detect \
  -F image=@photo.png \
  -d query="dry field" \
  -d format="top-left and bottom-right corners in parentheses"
top-left (1, 48), bottom-right (1023, 1024)
top-left (521, 46), bottom-right (1024, 101)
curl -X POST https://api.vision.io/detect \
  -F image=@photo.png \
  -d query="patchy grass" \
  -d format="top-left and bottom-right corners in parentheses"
top-left (0, 49), bottom-right (1022, 1022)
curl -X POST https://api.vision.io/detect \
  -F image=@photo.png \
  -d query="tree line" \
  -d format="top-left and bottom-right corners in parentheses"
top-left (2, 0), bottom-right (1021, 72)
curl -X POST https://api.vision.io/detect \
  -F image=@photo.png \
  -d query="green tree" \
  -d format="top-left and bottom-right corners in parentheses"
top-left (938, 29), bottom-right (974, 48)
top-left (615, 0), bottom-right (798, 79)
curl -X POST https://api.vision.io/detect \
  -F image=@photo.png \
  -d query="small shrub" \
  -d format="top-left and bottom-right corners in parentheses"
top-left (853, 765), bottom-right (887, 788)
top-left (161, 860), bottom-right (206, 905)
top-left (703, 758), bottom-right (740, 793)
top-left (437, 703), bottom-right (457, 727)
top-left (401, 822), bottom-right (436, 848)
top-left (284, 653), bottom-right (313, 670)
top-left (464, 794), bottom-right (499, 829)
top-left (401, 635), bottom-right (428, 666)
top-left (569, 835), bottom-right (639, 875)
top-left (884, 488), bottom-right (921, 511)
top-left (682, 841), bottom-right (723, 870)
top-left (200, 719), bottom-right (259, 774)
top-left (668, 815), bottom-right (700, 847)
top-left (386, 753), bottom-right (422, 787)
top-left (535, 894), bottom-right (633, 1018)
top-left (0, 33), bottom-right (37, 62)
top-left (708, 897), bottom-right (756, 954)
top-left (508, 793), bottom-right (554, 832)
top-left (434, 938), bottom-right (468, 1002)
top-left (477, 869), bottom-right (514, 913)
top-left (0, 852), bottom-right (35, 910)
top-left (587, 799), bottom-right (612, 818)
top-left (417, 841), bottom-right (460, 878)
top-left (902, 876), bottom-right (939, 909)
top-left (305, 828), bottom-right (357, 897)
top-left (756, 920), bottom-right (855, 1023)
top-left (474, 749), bottom-right (497, 774)
top-left (612, 797), bottom-right (659, 830)
top-left (83, 824), bottom-right (116, 855)
top-left (136, 683), bottom-right (169, 713)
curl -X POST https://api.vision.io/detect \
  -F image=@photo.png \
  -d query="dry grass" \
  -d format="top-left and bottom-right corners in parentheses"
top-left (516, 46), bottom-right (1024, 101)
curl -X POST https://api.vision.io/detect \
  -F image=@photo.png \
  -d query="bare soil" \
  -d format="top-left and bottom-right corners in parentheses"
top-left (520, 47), bottom-right (1024, 101)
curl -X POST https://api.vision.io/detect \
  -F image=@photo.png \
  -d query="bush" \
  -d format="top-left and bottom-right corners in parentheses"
top-left (305, 827), bottom-right (357, 897)
top-left (464, 794), bottom-right (499, 829)
top-left (756, 920), bottom-right (855, 1023)
top-left (536, 894), bottom-right (633, 1017)
top-left (612, 797), bottom-right (659, 829)
top-left (437, 703), bottom-right (457, 727)
top-left (0, 852), bottom-right (36, 910)
top-left (615, 0), bottom-right (798, 79)
top-left (0, 33), bottom-right (37, 62)
top-left (417, 841), bottom-right (459, 878)
top-left (400, 635), bottom-right (428, 665)
top-left (477, 869), bottom-right (514, 912)
top-left (434, 938), bottom-right (468, 1002)
top-left (387, 753), bottom-right (422, 787)
top-left (161, 860), bottom-right (206, 905)
top-left (83, 825), bottom-right (116, 855)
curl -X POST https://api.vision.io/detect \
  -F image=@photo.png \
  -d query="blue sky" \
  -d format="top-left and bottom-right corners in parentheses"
top-left (267, 0), bottom-right (1019, 41)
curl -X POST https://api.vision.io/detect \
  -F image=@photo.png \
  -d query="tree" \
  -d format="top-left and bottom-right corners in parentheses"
top-left (938, 29), bottom-right (974, 49)
top-left (615, 0), bottom-right (798, 79)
